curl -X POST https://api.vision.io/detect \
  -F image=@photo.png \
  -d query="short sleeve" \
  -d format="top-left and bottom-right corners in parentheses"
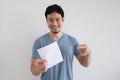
top-left (73, 38), bottom-right (81, 56)
top-left (32, 40), bottom-right (41, 59)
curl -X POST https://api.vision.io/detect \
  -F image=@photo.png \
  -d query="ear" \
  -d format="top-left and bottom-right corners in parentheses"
top-left (46, 18), bottom-right (49, 23)
top-left (62, 17), bottom-right (65, 22)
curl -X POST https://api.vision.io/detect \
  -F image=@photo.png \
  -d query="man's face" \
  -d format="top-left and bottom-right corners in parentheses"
top-left (46, 12), bottom-right (64, 34)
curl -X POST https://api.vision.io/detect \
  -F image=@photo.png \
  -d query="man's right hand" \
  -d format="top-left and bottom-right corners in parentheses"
top-left (31, 59), bottom-right (48, 76)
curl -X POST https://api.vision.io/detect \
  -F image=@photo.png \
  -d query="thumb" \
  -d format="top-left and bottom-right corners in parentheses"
top-left (78, 44), bottom-right (87, 49)
top-left (77, 44), bottom-right (87, 53)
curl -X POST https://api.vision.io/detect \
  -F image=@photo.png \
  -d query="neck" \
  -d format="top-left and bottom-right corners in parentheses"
top-left (49, 31), bottom-right (63, 41)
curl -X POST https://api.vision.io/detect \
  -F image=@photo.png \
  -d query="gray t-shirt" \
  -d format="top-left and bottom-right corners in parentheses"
top-left (32, 32), bottom-right (80, 80)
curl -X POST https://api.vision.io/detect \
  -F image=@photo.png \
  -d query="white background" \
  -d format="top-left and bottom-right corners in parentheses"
top-left (0, 0), bottom-right (120, 80)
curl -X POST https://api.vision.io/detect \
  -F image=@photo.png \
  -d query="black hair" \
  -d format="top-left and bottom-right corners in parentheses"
top-left (45, 4), bottom-right (64, 18)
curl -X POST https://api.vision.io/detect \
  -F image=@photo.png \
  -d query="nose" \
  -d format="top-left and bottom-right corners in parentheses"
top-left (52, 20), bottom-right (57, 26)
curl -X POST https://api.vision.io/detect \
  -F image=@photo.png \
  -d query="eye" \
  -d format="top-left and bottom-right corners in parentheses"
top-left (48, 19), bottom-right (54, 22)
top-left (56, 18), bottom-right (60, 22)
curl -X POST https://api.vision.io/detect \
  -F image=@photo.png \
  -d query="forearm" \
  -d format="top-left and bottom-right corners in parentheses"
top-left (77, 44), bottom-right (92, 67)
top-left (80, 55), bottom-right (91, 67)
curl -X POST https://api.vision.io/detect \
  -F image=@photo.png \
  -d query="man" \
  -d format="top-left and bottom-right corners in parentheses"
top-left (31, 4), bottom-right (91, 80)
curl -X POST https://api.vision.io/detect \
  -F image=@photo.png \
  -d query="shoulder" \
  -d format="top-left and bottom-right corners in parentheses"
top-left (33, 33), bottom-right (49, 46)
top-left (35, 33), bottom-right (49, 42)
top-left (34, 33), bottom-right (54, 47)
top-left (63, 33), bottom-right (80, 46)
top-left (63, 33), bottom-right (77, 42)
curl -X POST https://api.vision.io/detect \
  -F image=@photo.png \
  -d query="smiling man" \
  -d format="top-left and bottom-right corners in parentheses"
top-left (31, 4), bottom-right (91, 80)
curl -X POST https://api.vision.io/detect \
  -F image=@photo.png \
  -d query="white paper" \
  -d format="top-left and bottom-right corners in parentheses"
top-left (37, 42), bottom-right (63, 68)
